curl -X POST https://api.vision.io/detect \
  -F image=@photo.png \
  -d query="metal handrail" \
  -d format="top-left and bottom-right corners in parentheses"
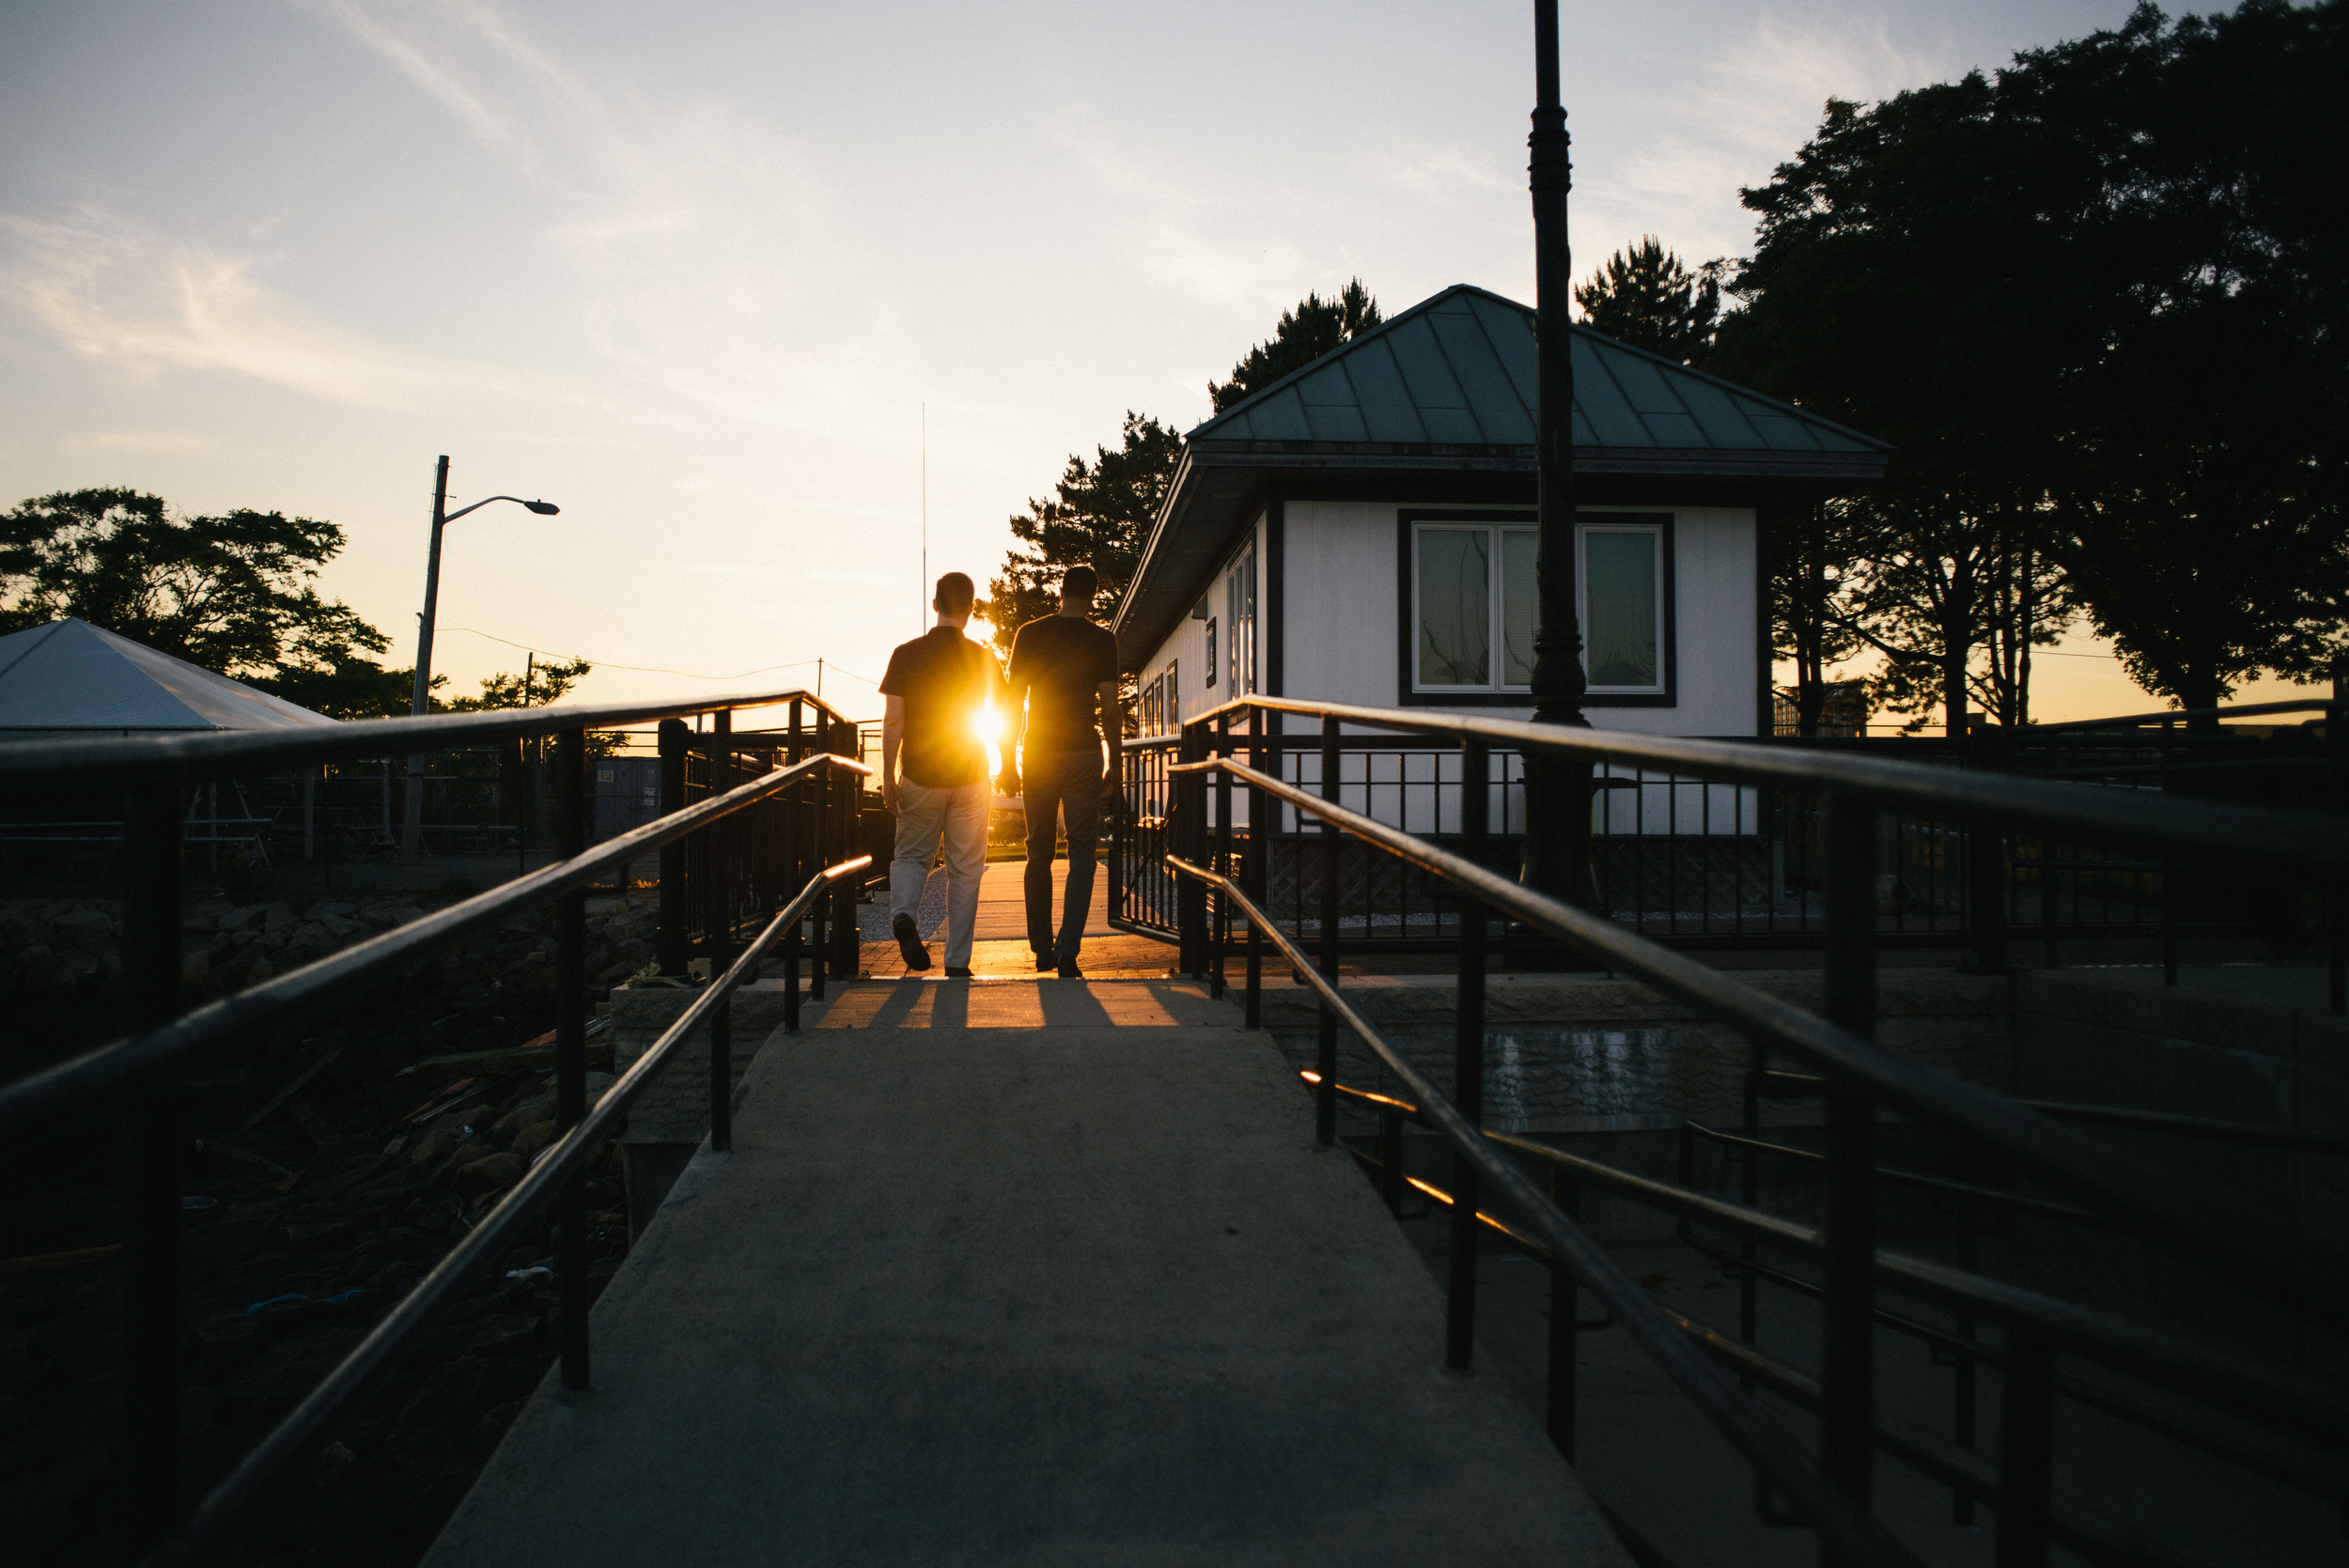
top-left (1378, 1152), bottom-right (2328, 1556)
top-left (1162, 852), bottom-right (1920, 1567)
top-left (1173, 750), bottom-right (2348, 1337)
top-left (2025, 697), bottom-right (2338, 735)
top-left (0, 750), bottom-right (872, 1134)
top-left (1480, 1130), bottom-right (2349, 1448)
top-left (1179, 693), bottom-right (2349, 869)
top-left (1292, 1068), bottom-right (2349, 1451)
top-left (143, 853), bottom-right (870, 1568)
top-left (0, 686), bottom-right (857, 781)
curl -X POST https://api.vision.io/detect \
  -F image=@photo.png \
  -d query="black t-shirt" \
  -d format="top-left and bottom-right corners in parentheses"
top-left (879, 628), bottom-right (1001, 788)
top-left (1007, 613), bottom-right (1119, 754)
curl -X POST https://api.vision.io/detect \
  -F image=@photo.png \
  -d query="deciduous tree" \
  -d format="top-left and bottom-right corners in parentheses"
top-left (0, 488), bottom-right (413, 721)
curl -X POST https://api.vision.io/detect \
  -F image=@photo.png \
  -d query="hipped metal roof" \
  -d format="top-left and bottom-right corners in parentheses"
top-left (0, 617), bottom-right (338, 733)
top-left (1112, 283), bottom-right (1889, 662)
top-left (1184, 282), bottom-right (1885, 459)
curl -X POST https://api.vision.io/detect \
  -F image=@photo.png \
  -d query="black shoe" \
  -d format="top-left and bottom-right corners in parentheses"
top-left (893, 912), bottom-right (931, 971)
top-left (945, 966), bottom-right (973, 978)
top-left (1034, 951), bottom-right (1054, 973)
top-left (1055, 960), bottom-right (1083, 979)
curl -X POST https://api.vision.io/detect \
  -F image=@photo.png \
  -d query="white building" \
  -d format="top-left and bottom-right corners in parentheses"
top-left (1115, 284), bottom-right (1888, 739)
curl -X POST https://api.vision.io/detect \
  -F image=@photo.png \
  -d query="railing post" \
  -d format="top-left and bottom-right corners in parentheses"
top-left (555, 727), bottom-right (591, 1393)
top-left (834, 718), bottom-right (861, 976)
top-left (1739, 1040), bottom-right (1763, 1391)
top-left (658, 719), bottom-right (690, 977)
top-left (812, 724), bottom-right (832, 1001)
top-left (708, 718), bottom-right (735, 1154)
top-left (785, 700), bottom-right (804, 1030)
top-left (122, 767), bottom-right (185, 1548)
top-left (1244, 706), bottom-right (1265, 1028)
top-left (1546, 1162), bottom-right (1580, 1458)
top-left (1820, 789), bottom-right (1877, 1531)
top-left (1211, 711), bottom-right (1232, 1001)
top-left (2331, 684), bottom-right (2346, 1017)
top-left (1110, 711), bottom-right (1128, 934)
top-left (1446, 737), bottom-right (1492, 1375)
top-left (1952, 1196), bottom-right (1980, 1527)
top-left (1176, 720), bottom-right (1208, 976)
top-left (1379, 1108), bottom-right (1404, 1214)
top-left (1966, 817), bottom-right (2009, 973)
top-left (1316, 713), bottom-right (1341, 1146)
top-left (1994, 1322), bottom-right (2058, 1568)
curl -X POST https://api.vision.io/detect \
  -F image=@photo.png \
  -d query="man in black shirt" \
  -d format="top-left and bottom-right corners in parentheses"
top-left (1003, 565), bottom-right (1121, 977)
top-left (879, 572), bottom-right (1003, 976)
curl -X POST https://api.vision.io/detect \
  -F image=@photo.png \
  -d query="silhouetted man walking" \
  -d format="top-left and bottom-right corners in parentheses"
top-left (879, 572), bottom-right (1003, 977)
top-left (1003, 565), bottom-right (1120, 977)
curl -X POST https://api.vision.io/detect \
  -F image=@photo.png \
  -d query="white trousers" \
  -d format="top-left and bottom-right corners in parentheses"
top-left (889, 779), bottom-right (989, 968)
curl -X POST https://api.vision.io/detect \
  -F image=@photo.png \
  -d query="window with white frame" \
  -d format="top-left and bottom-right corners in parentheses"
top-left (1225, 539), bottom-right (1256, 695)
top-left (1409, 518), bottom-right (1665, 695)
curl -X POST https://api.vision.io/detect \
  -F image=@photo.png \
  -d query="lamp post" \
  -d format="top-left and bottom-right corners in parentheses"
top-left (1520, 0), bottom-right (1597, 908)
top-left (403, 455), bottom-right (560, 862)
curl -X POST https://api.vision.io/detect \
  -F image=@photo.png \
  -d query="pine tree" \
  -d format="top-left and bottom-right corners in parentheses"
top-left (983, 412), bottom-right (1184, 658)
top-left (1206, 279), bottom-right (1382, 411)
top-left (1572, 238), bottom-right (1721, 364)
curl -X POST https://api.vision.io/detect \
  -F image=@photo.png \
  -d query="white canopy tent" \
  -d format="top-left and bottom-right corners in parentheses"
top-left (0, 616), bottom-right (336, 737)
top-left (0, 617), bottom-right (341, 866)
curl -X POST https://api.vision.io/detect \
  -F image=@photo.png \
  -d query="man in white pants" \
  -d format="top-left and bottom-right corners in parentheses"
top-left (878, 571), bottom-right (1003, 976)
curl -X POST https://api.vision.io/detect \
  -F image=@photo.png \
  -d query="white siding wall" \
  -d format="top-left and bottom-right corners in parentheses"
top-left (1135, 511), bottom-right (1267, 733)
top-left (1279, 499), bottom-right (1758, 737)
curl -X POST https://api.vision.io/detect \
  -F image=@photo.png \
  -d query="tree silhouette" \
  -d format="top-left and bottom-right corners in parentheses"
top-left (1206, 280), bottom-right (1382, 411)
top-left (1572, 238), bottom-right (1721, 364)
top-left (0, 488), bottom-right (412, 719)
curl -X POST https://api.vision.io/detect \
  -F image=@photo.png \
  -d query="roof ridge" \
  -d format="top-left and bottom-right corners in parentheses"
top-left (1186, 283), bottom-right (1489, 440)
top-left (1188, 283), bottom-right (1890, 455)
top-left (0, 617), bottom-right (70, 687)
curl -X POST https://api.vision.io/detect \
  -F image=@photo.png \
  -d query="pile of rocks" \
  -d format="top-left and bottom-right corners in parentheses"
top-left (1, 1069), bottom-right (638, 1566)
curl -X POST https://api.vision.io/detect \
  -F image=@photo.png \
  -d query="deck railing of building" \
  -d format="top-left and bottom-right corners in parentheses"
top-left (0, 690), bottom-right (869, 1565)
top-left (1162, 692), bottom-right (2349, 1568)
top-left (1117, 696), bottom-right (2345, 982)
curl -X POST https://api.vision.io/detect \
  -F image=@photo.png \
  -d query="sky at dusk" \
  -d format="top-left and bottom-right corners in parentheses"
top-left (1, 0), bottom-right (2279, 724)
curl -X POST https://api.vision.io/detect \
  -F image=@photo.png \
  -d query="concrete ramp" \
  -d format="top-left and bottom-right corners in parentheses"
top-left (424, 980), bottom-right (1629, 1566)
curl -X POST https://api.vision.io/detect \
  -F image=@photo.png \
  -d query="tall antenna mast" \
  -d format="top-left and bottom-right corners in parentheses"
top-left (920, 402), bottom-right (928, 631)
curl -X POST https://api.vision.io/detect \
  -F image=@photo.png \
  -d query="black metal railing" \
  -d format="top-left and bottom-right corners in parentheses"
top-left (1120, 696), bottom-right (2345, 971)
top-left (1161, 692), bottom-right (2349, 1568)
top-left (0, 688), bottom-right (869, 1565)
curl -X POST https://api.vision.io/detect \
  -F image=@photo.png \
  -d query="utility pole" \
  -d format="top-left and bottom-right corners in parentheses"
top-left (397, 460), bottom-right (561, 863)
top-left (403, 456), bottom-right (452, 863)
top-left (1520, 0), bottom-right (1597, 908)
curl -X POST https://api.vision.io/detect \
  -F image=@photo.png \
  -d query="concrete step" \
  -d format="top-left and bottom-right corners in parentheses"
top-left (423, 986), bottom-right (1629, 1566)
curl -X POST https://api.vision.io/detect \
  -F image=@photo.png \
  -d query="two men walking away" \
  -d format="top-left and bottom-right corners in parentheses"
top-left (879, 572), bottom-right (1003, 977)
top-left (1003, 566), bottom-right (1121, 978)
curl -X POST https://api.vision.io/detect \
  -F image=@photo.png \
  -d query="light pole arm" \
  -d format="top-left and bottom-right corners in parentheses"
top-left (442, 494), bottom-right (551, 524)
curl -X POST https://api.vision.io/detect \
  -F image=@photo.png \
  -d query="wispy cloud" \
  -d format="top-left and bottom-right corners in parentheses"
top-left (1371, 141), bottom-right (1515, 200)
top-left (298, 0), bottom-right (514, 148)
top-left (2, 0), bottom-right (918, 450)
top-left (79, 429), bottom-right (215, 454)
top-left (0, 206), bottom-right (523, 409)
top-left (1579, 12), bottom-right (1953, 262)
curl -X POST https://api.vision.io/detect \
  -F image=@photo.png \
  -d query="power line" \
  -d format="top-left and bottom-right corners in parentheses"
top-left (439, 627), bottom-right (879, 686)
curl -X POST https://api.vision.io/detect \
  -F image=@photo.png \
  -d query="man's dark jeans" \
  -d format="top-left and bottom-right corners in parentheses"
top-left (1021, 748), bottom-right (1102, 964)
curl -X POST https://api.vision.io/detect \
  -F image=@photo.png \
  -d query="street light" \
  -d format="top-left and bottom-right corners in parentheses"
top-left (403, 454), bottom-right (561, 862)
top-left (1521, 0), bottom-right (1597, 908)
